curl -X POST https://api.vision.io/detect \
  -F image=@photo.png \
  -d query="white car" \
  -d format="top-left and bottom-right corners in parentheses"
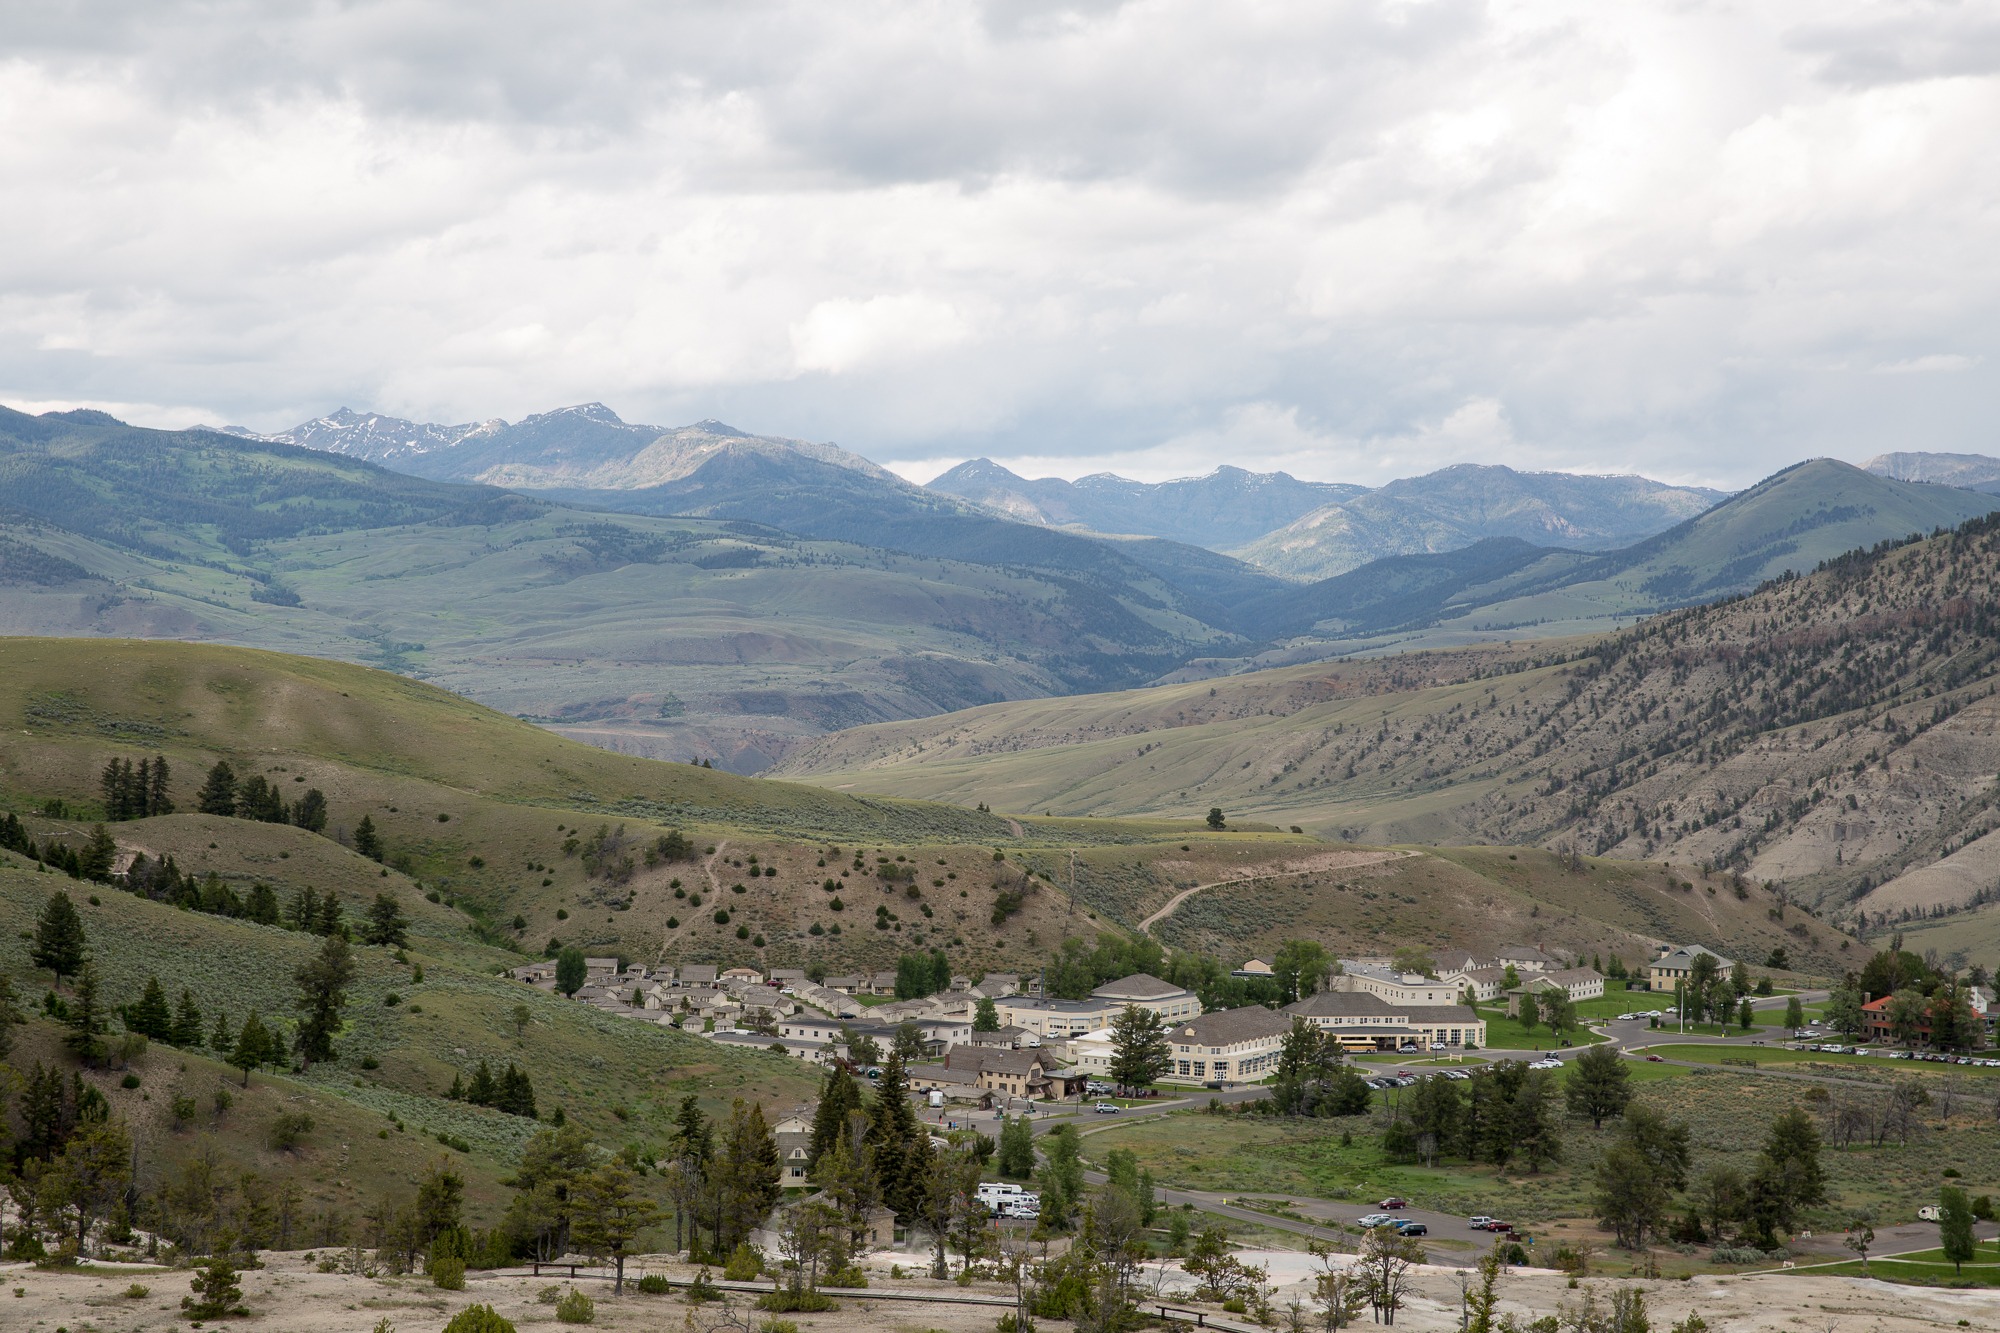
top-left (1528, 1058), bottom-right (1562, 1070)
top-left (1356, 1214), bottom-right (1396, 1228)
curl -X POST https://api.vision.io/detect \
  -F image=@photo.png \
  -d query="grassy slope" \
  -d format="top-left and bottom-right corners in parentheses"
top-left (0, 854), bottom-right (820, 1225)
top-left (1152, 845), bottom-right (1850, 977)
top-left (0, 635), bottom-right (1322, 978)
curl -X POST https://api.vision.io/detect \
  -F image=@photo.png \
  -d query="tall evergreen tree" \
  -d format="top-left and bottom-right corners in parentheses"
top-left (806, 1064), bottom-right (863, 1170)
top-left (867, 1053), bottom-right (929, 1221)
top-left (230, 1011), bottom-right (275, 1085)
top-left (314, 892), bottom-right (344, 938)
top-left (33, 889), bottom-right (89, 985)
top-left (244, 882), bottom-right (281, 926)
top-left (555, 945), bottom-right (587, 996)
top-left (352, 814), bottom-right (383, 861)
top-left (196, 761), bottom-right (239, 816)
top-left (467, 1060), bottom-right (498, 1106)
top-left (1107, 1003), bottom-right (1173, 1093)
top-left (172, 988), bottom-right (204, 1047)
top-left (287, 885), bottom-right (320, 932)
top-left (291, 788), bottom-right (327, 833)
top-left (65, 962), bottom-right (110, 1066)
top-left (127, 975), bottom-right (174, 1042)
top-left (293, 933), bottom-right (356, 1065)
top-left (210, 1008), bottom-right (233, 1053)
top-left (79, 824), bottom-right (118, 882)
top-left (363, 892), bottom-right (410, 947)
top-left (498, 1063), bottom-right (538, 1119)
top-left (147, 756), bottom-right (173, 816)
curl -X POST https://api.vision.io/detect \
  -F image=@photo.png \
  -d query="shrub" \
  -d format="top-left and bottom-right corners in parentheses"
top-left (755, 1291), bottom-right (835, 1313)
top-left (554, 1287), bottom-right (595, 1324)
top-left (761, 1320), bottom-right (802, 1333)
top-left (182, 1256), bottom-right (247, 1318)
top-left (442, 1305), bottom-right (518, 1333)
top-left (432, 1253), bottom-right (465, 1290)
top-left (123, 1284), bottom-right (150, 1298)
top-left (997, 1316), bottom-right (1033, 1333)
top-left (823, 1266), bottom-right (868, 1288)
top-left (635, 1274), bottom-right (671, 1294)
top-left (269, 1111), bottom-right (316, 1151)
top-left (536, 1285), bottom-right (563, 1305)
top-left (1709, 1246), bottom-right (1768, 1265)
top-left (121, 1073), bottom-right (142, 1089)
top-left (686, 1269), bottom-right (722, 1303)
top-left (723, 1242), bottom-right (764, 1280)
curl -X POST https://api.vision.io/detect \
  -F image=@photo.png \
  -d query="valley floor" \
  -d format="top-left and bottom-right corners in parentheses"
top-left (10, 1250), bottom-right (1996, 1333)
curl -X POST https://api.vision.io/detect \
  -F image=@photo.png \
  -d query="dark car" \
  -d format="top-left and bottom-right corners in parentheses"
top-left (1394, 1221), bottom-right (1427, 1236)
top-left (1379, 1198), bottom-right (1408, 1210)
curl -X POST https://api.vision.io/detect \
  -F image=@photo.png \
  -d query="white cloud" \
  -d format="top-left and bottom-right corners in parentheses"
top-left (0, 2), bottom-right (1995, 487)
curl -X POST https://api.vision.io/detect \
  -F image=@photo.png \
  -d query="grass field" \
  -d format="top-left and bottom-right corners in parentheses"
top-left (1641, 1043), bottom-right (2000, 1078)
top-left (1806, 1245), bottom-right (2000, 1286)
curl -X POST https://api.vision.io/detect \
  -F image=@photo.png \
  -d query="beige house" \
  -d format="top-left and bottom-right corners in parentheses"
top-left (1648, 945), bottom-right (1732, 991)
top-left (1336, 963), bottom-right (1467, 1007)
top-left (1165, 1005), bottom-right (1293, 1085)
top-left (1443, 966), bottom-right (1509, 1002)
top-left (1091, 974), bottom-right (1201, 1022)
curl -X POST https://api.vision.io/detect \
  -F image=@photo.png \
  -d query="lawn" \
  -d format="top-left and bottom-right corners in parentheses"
top-left (1642, 1044), bottom-right (2000, 1078)
top-left (1807, 1245), bottom-right (2000, 1287)
top-left (1472, 1007), bottom-right (1609, 1050)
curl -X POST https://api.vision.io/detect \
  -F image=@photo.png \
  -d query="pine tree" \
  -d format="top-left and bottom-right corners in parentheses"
top-left (467, 1060), bottom-right (498, 1106)
top-left (499, 1063), bottom-right (537, 1118)
top-left (868, 1053), bottom-right (929, 1221)
top-left (287, 885), bottom-right (320, 932)
top-left (196, 761), bottom-right (238, 816)
top-left (292, 788), bottom-right (327, 833)
top-left (352, 814), bottom-right (383, 861)
top-left (33, 889), bottom-right (89, 984)
top-left (1107, 1003), bottom-right (1173, 1093)
top-left (314, 892), bottom-right (344, 938)
top-left (231, 1011), bottom-right (275, 1085)
top-left (363, 892), bottom-right (409, 947)
top-left (973, 997), bottom-right (1001, 1032)
top-left (210, 1009), bottom-right (233, 1053)
top-left (79, 824), bottom-right (118, 881)
top-left (65, 961), bottom-right (109, 1065)
top-left (172, 989), bottom-right (204, 1047)
top-left (146, 756), bottom-right (173, 816)
top-left (127, 975), bottom-right (174, 1041)
top-left (293, 933), bottom-right (356, 1066)
top-left (806, 1064), bottom-right (863, 1170)
top-left (245, 882), bottom-right (281, 925)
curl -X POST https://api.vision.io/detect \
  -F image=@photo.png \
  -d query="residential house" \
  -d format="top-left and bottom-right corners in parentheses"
top-left (722, 966), bottom-right (764, 984)
top-left (677, 964), bottom-right (720, 989)
top-left (992, 996), bottom-right (1119, 1039)
top-left (824, 975), bottom-right (865, 995)
top-left (1648, 945), bottom-right (1733, 992)
top-left (774, 1115), bottom-right (813, 1184)
top-left (767, 969), bottom-right (807, 988)
top-left (907, 1063), bottom-right (991, 1106)
top-left (1444, 966), bottom-right (1509, 1003)
top-left (1284, 991), bottom-right (1486, 1051)
top-left (1231, 958), bottom-right (1276, 980)
top-left (970, 1025), bottom-right (1033, 1049)
top-left (1164, 1005), bottom-right (1294, 1085)
top-left (869, 970), bottom-right (898, 994)
top-left (1495, 946), bottom-right (1566, 974)
top-left (973, 972), bottom-right (1022, 998)
top-left (942, 1047), bottom-right (1086, 1102)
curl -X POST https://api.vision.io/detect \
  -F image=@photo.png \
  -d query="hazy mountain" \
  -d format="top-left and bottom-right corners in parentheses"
top-left (1234, 464), bottom-right (1729, 580)
top-left (230, 403), bottom-right (896, 490)
top-left (928, 458), bottom-right (1361, 549)
top-left (1865, 450), bottom-right (2000, 494)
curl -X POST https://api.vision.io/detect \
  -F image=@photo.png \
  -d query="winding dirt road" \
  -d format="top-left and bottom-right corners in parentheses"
top-left (1139, 847), bottom-right (1419, 933)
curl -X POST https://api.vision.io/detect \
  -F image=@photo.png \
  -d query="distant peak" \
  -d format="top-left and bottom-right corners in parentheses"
top-left (40, 408), bottom-right (124, 426)
top-left (539, 402), bottom-right (625, 423)
top-left (688, 418), bottom-right (750, 437)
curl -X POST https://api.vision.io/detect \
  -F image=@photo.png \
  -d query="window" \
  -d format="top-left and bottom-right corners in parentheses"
top-left (1193, 1061), bottom-right (1206, 1077)
top-left (1178, 1060), bottom-right (1191, 1075)
top-left (1214, 1061), bottom-right (1229, 1076)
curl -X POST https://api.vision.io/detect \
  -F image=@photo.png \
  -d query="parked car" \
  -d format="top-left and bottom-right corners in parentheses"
top-left (1919, 1205), bottom-right (1942, 1222)
top-left (1094, 1102), bottom-right (1121, 1114)
top-left (1379, 1197), bottom-right (1408, 1210)
top-left (1468, 1216), bottom-right (1495, 1228)
top-left (1203, 1080), bottom-right (1226, 1090)
top-left (1394, 1221), bottom-right (1428, 1236)
top-left (1645, 1054), bottom-right (1664, 1062)
top-left (1356, 1214), bottom-right (1396, 1228)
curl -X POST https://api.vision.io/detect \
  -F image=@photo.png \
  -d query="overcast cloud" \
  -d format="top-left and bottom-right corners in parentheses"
top-left (3, 0), bottom-right (1997, 487)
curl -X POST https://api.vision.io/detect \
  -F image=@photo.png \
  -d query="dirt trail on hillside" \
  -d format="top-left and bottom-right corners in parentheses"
top-left (1140, 847), bottom-right (1418, 932)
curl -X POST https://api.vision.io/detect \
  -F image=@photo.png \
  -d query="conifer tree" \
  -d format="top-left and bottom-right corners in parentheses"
top-left (806, 1064), bottom-right (863, 1169)
top-left (363, 892), bottom-right (410, 947)
top-left (245, 882), bottom-right (281, 926)
top-left (147, 756), bottom-right (173, 816)
top-left (292, 787), bottom-right (327, 833)
top-left (196, 761), bottom-right (238, 816)
top-left (867, 1053), bottom-right (930, 1221)
top-left (127, 975), bottom-right (174, 1042)
top-left (293, 933), bottom-right (356, 1066)
top-left (34, 889), bottom-right (89, 985)
top-left (172, 989), bottom-right (204, 1047)
top-left (231, 1011), bottom-right (275, 1085)
top-left (467, 1060), bottom-right (498, 1106)
top-left (287, 885), bottom-right (320, 932)
top-left (65, 961), bottom-right (110, 1065)
top-left (210, 1009), bottom-right (233, 1053)
top-left (79, 824), bottom-right (118, 882)
top-left (352, 814), bottom-right (383, 861)
top-left (314, 892), bottom-right (344, 938)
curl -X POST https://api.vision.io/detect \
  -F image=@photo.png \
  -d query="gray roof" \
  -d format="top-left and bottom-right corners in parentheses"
top-left (1284, 991), bottom-right (1404, 1018)
top-left (1172, 1006), bottom-right (1292, 1046)
top-left (1654, 945), bottom-right (1733, 968)
top-left (1092, 973), bottom-right (1185, 1000)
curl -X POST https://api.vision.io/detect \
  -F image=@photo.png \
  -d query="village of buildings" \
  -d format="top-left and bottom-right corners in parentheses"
top-left (503, 942), bottom-right (1705, 1113)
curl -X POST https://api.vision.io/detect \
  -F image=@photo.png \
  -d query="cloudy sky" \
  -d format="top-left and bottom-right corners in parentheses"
top-left (3, 1), bottom-right (1997, 488)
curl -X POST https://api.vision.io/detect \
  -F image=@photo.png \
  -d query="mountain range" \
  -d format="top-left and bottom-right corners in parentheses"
top-left (8, 401), bottom-right (1999, 778)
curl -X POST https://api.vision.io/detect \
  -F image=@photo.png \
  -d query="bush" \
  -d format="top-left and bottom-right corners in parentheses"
top-left (823, 1266), bottom-right (868, 1288)
top-left (755, 1291), bottom-right (835, 1313)
top-left (536, 1285), bottom-right (563, 1305)
top-left (997, 1316), bottom-right (1034, 1333)
top-left (635, 1274), bottom-right (671, 1294)
top-left (182, 1256), bottom-right (247, 1318)
top-left (554, 1287), bottom-right (595, 1324)
top-left (723, 1242), bottom-right (764, 1280)
top-left (432, 1254), bottom-right (465, 1290)
top-left (123, 1284), bottom-right (150, 1298)
top-left (1709, 1246), bottom-right (1768, 1265)
top-left (443, 1305), bottom-right (518, 1333)
top-left (269, 1111), bottom-right (316, 1151)
top-left (760, 1320), bottom-right (801, 1333)
top-left (686, 1269), bottom-right (722, 1303)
